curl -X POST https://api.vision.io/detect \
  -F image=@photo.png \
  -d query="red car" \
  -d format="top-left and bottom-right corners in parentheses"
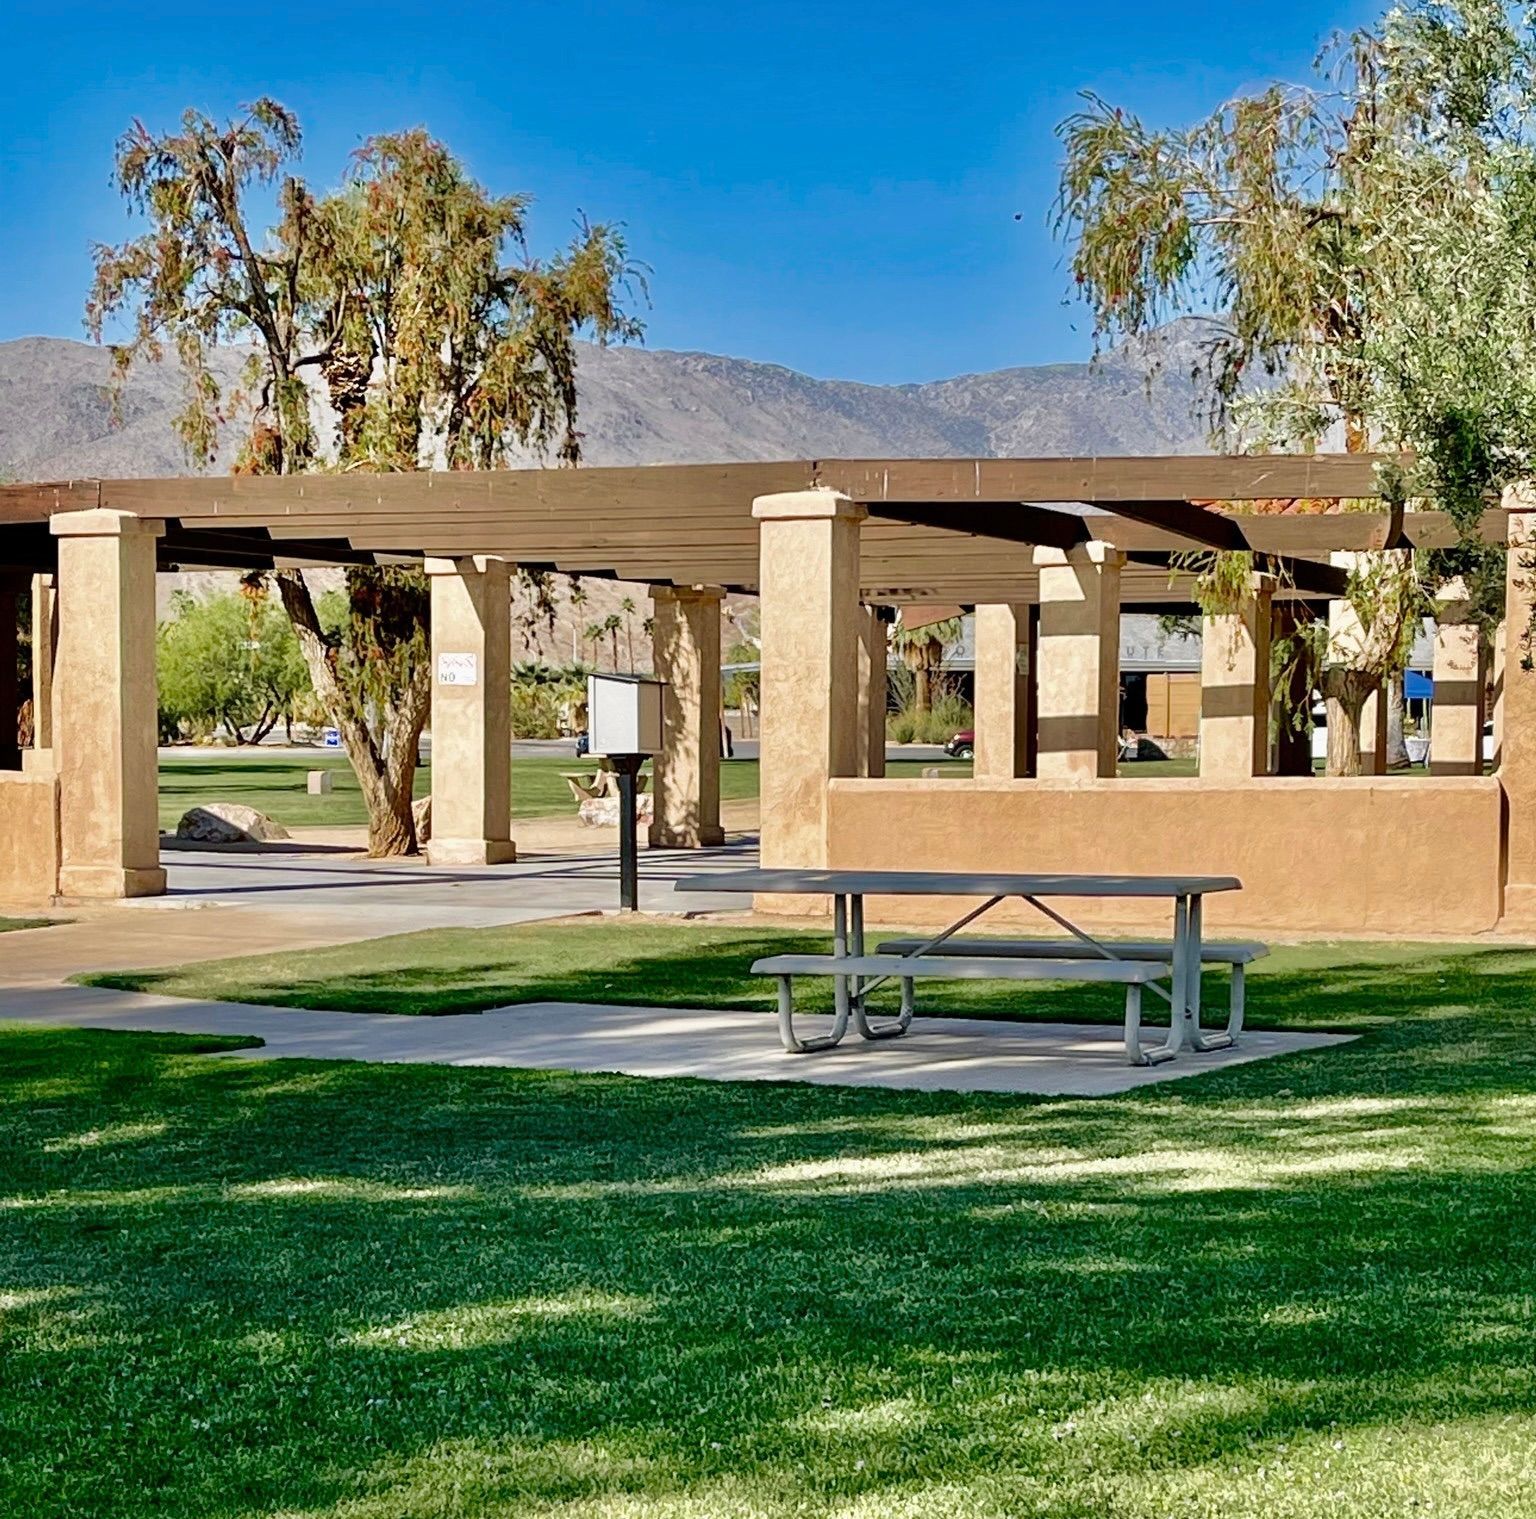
top-left (943, 728), bottom-right (975, 759)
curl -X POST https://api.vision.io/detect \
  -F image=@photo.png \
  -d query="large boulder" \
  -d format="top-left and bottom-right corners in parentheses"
top-left (412, 795), bottom-right (432, 843)
top-left (176, 803), bottom-right (291, 844)
top-left (578, 792), bottom-right (655, 829)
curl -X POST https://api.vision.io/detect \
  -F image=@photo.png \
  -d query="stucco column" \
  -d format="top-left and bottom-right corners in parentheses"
top-left (30, 572), bottom-right (56, 750)
top-left (972, 602), bottom-right (1035, 779)
top-left (49, 510), bottom-right (166, 898)
top-left (1032, 543), bottom-right (1124, 779)
top-left (425, 556), bottom-right (514, 866)
top-left (649, 584), bottom-right (725, 848)
top-left (753, 490), bottom-right (865, 867)
top-left (856, 605), bottom-right (888, 779)
top-left (1429, 579), bottom-right (1485, 777)
top-left (0, 588), bottom-right (17, 770)
top-left (1199, 574), bottom-right (1274, 780)
top-left (1503, 491), bottom-right (1536, 923)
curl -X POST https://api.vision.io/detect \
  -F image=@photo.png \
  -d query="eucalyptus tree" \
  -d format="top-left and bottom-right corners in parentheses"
top-left (1055, 0), bottom-right (1536, 774)
top-left (89, 103), bottom-right (641, 852)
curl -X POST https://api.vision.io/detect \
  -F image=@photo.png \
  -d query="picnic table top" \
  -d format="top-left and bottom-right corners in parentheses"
top-left (677, 868), bottom-right (1241, 899)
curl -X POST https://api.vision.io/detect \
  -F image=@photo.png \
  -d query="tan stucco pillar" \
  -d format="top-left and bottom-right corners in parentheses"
top-left (1429, 579), bottom-right (1485, 777)
top-left (856, 605), bottom-right (888, 779)
top-left (49, 510), bottom-right (166, 898)
top-left (30, 573), bottom-right (56, 750)
top-left (1503, 493), bottom-right (1536, 923)
top-left (754, 490), bottom-right (865, 867)
top-left (973, 602), bottom-right (1035, 780)
top-left (425, 556), bottom-right (514, 865)
top-left (1032, 544), bottom-right (1124, 779)
top-left (1199, 574), bottom-right (1274, 780)
top-left (649, 584), bottom-right (725, 848)
top-left (0, 587), bottom-right (17, 770)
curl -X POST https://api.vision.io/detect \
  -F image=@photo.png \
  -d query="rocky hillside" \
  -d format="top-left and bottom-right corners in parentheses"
top-left (0, 324), bottom-right (1216, 658)
top-left (0, 323), bottom-right (1215, 481)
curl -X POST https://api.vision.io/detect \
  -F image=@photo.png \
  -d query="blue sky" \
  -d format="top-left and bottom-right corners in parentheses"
top-left (3, 0), bottom-right (1373, 384)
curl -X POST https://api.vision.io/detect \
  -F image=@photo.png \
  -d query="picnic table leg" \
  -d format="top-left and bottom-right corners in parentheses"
top-left (833, 893), bottom-right (852, 1034)
top-left (1183, 894), bottom-right (1234, 1052)
top-left (1143, 895), bottom-right (1190, 1062)
top-left (850, 891), bottom-right (913, 1041)
top-left (776, 974), bottom-right (852, 1053)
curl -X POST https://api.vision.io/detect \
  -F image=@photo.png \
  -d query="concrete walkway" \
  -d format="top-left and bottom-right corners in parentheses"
top-left (1, 982), bottom-right (1350, 1098)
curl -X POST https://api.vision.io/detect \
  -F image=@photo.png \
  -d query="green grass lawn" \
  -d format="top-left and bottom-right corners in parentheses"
top-left (157, 755), bottom-right (971, 832)
top-left (0, 917), bottom-right (54, 933)
top-left (78, 918), bottom-right (1435, 1030)
top-left (11, 935), bottom-right (1536, 1516)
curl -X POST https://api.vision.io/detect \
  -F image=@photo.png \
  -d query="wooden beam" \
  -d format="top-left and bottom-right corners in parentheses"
top-left (817, 453), bottom-right (1405, 504)
top-left (1095, 499), bottom-right (1248, 551)
top-left (865, 501), bottom-right (1090, 549)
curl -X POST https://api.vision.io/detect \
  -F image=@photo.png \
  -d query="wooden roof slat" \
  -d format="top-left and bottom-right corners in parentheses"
top-left (815, 453), bottom-right (1402, 503)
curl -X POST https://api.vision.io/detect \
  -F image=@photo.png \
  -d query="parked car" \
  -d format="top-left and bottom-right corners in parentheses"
top-left (944, 728), bottom-right (975, 759)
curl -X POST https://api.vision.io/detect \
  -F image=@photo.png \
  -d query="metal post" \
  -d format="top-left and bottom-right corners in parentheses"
top-left (613, 754), bottom-right (643, 912)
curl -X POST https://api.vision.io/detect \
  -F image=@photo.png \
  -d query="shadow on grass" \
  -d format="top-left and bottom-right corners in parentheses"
top-left (6, 1002), bottom-right (1536, 1517)
top-left (75, 926), bottom-right (1536, 1038)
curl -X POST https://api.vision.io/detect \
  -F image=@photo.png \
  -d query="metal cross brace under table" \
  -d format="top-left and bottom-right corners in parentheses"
top-left (676, 868), bottom-right (1242, 1064)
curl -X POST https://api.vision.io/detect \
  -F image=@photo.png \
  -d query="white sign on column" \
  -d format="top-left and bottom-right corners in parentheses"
top-left (436, 652), bottom-right (479, 687)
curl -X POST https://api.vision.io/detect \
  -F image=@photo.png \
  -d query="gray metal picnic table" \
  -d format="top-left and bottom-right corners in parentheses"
top-left (675, 868), bottom-right (1242, 1063)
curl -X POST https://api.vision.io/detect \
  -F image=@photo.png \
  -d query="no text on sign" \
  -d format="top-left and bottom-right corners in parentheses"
top-left (436, 652), bottom-right (479, 687)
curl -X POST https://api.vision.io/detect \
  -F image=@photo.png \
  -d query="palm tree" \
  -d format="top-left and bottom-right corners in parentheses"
top-left (619, 597), bottom-right (637, 667)
top-left (890, 615), bottom-right (961, 715)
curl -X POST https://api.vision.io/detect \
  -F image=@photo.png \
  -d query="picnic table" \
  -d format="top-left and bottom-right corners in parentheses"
top-left (676, 868), bottom-right (1244, 1065)
top-left (560, 757), bottom-right (651, 804)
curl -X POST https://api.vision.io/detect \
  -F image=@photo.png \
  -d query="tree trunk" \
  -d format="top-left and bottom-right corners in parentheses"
top-left (1385, 672), bottom-right (1410, 770)
top-left (274, 568), bottom-right (424, 856)
top-left (1321, 667), bottom-right (1376, 778)
top-left (915, 665), bottom-right (931, 715)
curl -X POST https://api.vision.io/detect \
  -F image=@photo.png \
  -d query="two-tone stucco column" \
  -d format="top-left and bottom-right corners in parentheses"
top-left (1429, 578), bottom-right (1485, 777)
top-left (972, 602), bottom-right (1036, 779)
top-left (856, 605), bottom-right (889, 778)
top-left (1199, 573), bottom-right (1275, 780)
top-left (49, 509), bottom-right (166, 898)
top-left (753, 490), bottom-right (865, 867)
top-left (30, 573), bottom-right (56, 751)
top-left (1031, 544), bottom-right (1124, 779)
top-left (1501, 489), bottom-right (1536, 923)
top-left (425, 556), bottom-right (515, 865)
top-left (649, 584), bottom-right (726, 847)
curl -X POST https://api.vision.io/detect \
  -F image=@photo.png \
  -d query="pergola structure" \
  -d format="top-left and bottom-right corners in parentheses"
top-left (0, 455), bottom-right (1527, 935)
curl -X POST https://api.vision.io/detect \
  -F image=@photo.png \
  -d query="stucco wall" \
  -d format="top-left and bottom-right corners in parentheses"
top-left (0, 766), bottom-right (60, 905)
top-left (809, 776), bottom-right (1504, 936)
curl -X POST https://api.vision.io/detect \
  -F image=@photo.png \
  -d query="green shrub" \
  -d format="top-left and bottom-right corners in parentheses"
top-left (509, 684), bottom-right (564, 739)
top-left (886, 693), bottom-right (972, 745)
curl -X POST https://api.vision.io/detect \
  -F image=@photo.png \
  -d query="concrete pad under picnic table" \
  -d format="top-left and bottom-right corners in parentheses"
top-left (1, 984), bottom-right (1351, 1097)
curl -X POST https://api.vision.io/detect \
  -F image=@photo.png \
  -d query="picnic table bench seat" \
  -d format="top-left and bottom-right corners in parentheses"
top-left (752, 951), bottom-right (1172, 1063)
top-left (876, 936), bottom-right (1265, 1040)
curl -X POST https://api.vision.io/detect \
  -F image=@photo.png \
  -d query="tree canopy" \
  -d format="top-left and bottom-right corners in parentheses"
top-left (89, 103), bottom-right (643, 852)
top-left (1056, 0), bottom-right (1536, 772)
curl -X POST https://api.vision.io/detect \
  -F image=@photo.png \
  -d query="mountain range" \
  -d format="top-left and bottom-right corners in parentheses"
top-left (0, 324), bottom-right (1216, 654)
top-left (0, 322), bottom-right (1216, 482)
